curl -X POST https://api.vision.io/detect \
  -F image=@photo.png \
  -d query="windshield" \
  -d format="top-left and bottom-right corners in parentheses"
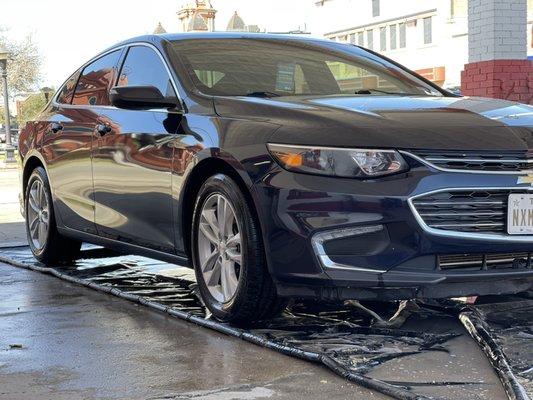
top-left (169, 38), bottom-right (444, 98)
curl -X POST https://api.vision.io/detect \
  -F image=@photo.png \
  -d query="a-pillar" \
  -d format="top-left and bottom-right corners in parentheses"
top-left (461, 0), bottom-right (533, 104)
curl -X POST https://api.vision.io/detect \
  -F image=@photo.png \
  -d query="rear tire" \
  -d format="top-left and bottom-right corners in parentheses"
top-left (192, 173), bottom-right (285, 323)
top-left (25, 167), bottom-right (81, 265)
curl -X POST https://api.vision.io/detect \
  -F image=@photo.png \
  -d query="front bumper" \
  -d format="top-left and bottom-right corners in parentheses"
top-left (253, 159), bottom-right (533, 300)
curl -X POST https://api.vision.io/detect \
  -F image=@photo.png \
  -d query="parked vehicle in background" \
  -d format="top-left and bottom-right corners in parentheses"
top-left (18, 33), bottom-right (533, 322)
top-left (444, 86), bottom-right (462, 96)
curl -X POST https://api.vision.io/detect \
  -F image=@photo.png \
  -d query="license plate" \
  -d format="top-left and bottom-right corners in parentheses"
top-left (507, 194), bottom-right (533, 234)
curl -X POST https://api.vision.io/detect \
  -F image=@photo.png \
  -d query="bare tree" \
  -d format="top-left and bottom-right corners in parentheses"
top-left (0, 28), bottom-right (42, 97)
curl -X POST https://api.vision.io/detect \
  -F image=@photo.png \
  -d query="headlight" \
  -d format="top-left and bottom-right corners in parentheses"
top-left (267, 143), bottom-right (408, 178)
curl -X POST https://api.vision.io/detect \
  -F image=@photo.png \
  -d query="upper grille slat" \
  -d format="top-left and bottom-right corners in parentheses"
top-left (409, 150), bottom-right (533, 173)
top-left (411, 189), bottom-right (518, 234)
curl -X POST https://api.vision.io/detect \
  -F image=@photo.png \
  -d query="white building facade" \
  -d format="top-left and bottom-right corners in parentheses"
top-left (313, 0), bottom-right (468, 88)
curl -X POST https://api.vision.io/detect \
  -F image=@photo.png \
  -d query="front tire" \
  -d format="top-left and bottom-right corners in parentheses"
top-left (192, 173), bottom-right (285, 323)
top-left (25, 167), bottom-right (81, 265)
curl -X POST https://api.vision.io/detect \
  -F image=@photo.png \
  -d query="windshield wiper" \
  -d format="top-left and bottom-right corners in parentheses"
top-left (355, 89), bottom-right (420, 96)
top-left (245, 91), bottom-right (281, 98)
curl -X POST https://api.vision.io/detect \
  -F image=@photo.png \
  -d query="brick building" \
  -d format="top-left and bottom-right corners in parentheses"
top-left (461, 0), bottom-right (533, 104)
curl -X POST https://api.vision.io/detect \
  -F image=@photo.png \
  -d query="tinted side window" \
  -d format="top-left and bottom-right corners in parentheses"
top-left (57, 70), bottom-right (81, 104)
top-left (117, 46), bottom-right (175, 97)
top-left (72, 50), bottom-right (121, 106)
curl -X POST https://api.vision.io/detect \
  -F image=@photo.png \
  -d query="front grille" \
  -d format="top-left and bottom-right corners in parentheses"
top-left (411, 189), bottom-right (515, 234)
top-left (409, 150), bottom-right (533, 172)
top-left (438, 253), bottom-right (532, 271)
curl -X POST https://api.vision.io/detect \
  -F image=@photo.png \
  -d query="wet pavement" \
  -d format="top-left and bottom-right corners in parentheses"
top-left (0, 261), bottom-right (382, 400)
top-left (2, 245), bottom-right (528, 400)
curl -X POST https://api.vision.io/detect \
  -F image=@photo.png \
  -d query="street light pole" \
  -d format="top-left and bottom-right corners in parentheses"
top-left (0, 45), bottom-right (15, 164)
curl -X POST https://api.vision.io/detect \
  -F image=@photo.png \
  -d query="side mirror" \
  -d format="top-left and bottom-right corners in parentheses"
top-left (109, 85), bottom-right (179, 110)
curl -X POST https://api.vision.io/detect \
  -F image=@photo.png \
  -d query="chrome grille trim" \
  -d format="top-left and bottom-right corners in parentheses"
top-left (425, 157), bottom-right (533, 164)
top-left (408, 187), bottom-right (533, 242)
top-left (401, 151), bottom-right (533, 175)
top-left (412, 189), bottom-right (510, 233)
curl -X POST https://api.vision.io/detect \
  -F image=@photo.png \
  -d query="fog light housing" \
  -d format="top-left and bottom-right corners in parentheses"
top-left (311, 225), bottom-right (387, 273)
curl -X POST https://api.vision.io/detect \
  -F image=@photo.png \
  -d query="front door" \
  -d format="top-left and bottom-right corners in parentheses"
top-left (92, 45), bottom-right (181, 253)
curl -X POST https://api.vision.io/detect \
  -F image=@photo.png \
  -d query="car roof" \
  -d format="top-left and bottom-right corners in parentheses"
top-left (159, 32), bottom-right (323, 41)
top-left (110, 32), bottom-right (331, 49)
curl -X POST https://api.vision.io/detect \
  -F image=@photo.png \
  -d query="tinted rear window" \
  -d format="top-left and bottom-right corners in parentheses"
top-left (56, 71), bottom-right (81, 104)
top-left (72, 50), bottom-right (121, 106)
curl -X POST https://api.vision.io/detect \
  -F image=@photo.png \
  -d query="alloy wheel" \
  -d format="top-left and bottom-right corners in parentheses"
top-left (197, 193), bottom-right (242, 303)
top-left (27, 179), bottom-right (49, 251)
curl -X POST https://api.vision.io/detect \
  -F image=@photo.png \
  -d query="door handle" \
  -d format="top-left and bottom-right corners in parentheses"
top-left (50, 122), bottom-right (63, 133)
top-left (96, 123), bottom-right (112, 136)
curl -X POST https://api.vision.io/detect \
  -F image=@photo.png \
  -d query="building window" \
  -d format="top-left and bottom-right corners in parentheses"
top-left (372, 0), bottom-right (380, 17)
top-left (423, 17), bottom-right (433, 44)
top-left (380, 27), bottom-right (386, 51)
top-left (451, 0), bottom-right (468, 19)
top-left (358, 32), bottom-right (364, 46)
top-left (349, 33), bottom-right (356, 44)
top-left (390, 25), bottom-right (397, 50)
top-left (366, 29), bottom-right (374, 49)
top-left (399, 22), bottom-right (407, 48)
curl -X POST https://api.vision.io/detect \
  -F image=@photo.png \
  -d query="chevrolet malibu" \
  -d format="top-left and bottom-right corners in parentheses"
top-left (19, 33), bottom-right (533, 322)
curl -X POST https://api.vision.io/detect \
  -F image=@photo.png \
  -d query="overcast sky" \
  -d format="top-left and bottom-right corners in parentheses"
top-left (1, 0), bottom-right (315, 88)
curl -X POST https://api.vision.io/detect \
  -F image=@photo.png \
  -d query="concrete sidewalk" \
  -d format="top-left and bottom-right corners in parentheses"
top-left (0, 169), bottom-right (25, 247)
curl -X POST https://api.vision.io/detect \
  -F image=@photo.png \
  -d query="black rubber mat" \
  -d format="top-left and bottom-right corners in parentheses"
top-left (0, 245), bottom-right (531, 400)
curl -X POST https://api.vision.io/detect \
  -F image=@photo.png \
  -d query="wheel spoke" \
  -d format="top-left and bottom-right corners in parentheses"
top-left (221, 259), bottom-right (238, 301)
top-left (226, 248), bottom-right (242, 265)
top-left (205, 258), bottom-right (222, 287)
top-left (220, 260), bottom-right (230, 301)
top-left (40, 185), bottom-right (47, 210)
top-left (28, 195), bottom-right (39, 212)
top-left (227, 232), bottom-right (241, 247)
top-left (200, 209), bottom-right (220, 243)
top-left (29, 217), bottom-right (39, 238)
top-left (217, 195), bottom-right (228, 237)
top-left (36, 182), bottom-right (42, 207)
top-left (200, 214), bottom-right (219, 246)
top-left (38, 221), bottom-right (47, 245)
top-left (201, 249), bottom-right (219, 272)
top-left (29, 187), bottom-right (39, 212)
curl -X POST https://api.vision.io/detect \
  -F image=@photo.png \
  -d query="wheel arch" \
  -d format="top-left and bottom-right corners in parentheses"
top-left (179, 155), bottom-right (263, 261)
top-left (22, 154), bottom-right (47, 202)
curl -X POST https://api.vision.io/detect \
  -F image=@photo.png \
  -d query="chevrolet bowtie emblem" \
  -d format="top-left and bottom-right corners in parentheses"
top-left (517, 174), bottom-right (533, 185)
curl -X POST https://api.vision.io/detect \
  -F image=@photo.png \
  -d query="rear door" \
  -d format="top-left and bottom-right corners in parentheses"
top-left (93, 45), bottom-right (182, 253)
top-left (43, 50), bottom-right (122, 234)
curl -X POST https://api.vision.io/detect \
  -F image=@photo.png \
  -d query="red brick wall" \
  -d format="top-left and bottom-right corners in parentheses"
top-left (461, 60), bottom-right (533, 104)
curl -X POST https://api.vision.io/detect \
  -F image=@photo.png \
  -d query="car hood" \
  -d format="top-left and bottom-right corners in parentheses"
top-left (214, 95), bottom-right (533, 151)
